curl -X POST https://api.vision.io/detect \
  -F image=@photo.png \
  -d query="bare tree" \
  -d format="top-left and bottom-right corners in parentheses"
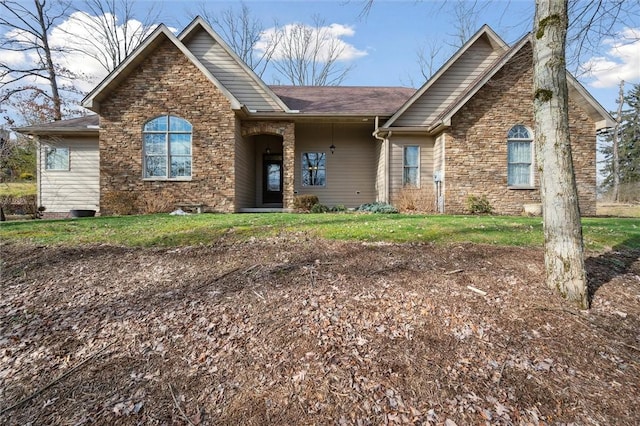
top-left (567, 0), bottom-right (640, 75)
top-left (449, 0), bottom-right (484, 48)
top-left (0, 0), bottom-right (72, 121)
top-left (533, 0), bottom-right (588, 308)
top-left (610, 80), bottom-right (625, 202)
top-left (196, 1), bottom-right (277, 77)
top-left (67, 0), bottom-right (161, 74)
top-left (268, 15), bottom-right (354, 86)
top-left (416, 39), bottom-right (445, 81)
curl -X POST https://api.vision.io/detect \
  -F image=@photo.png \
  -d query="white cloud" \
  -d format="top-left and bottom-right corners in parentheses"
top-left (256, 22), bottom-right (367, 62)
top-left (1, 11), bottom-right (158, 95)
top-left (0, 49), bottom-right (26, 67)
top-left (581, 27), bottom-right (640, 88)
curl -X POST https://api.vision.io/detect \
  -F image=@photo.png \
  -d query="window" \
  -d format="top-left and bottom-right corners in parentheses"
top-left (403, 146), bottom-right (420, 187)
top-left (143, 115), bottom-right (192, 179)
top-left (45, 146), bottom-right (69, 170)
top-left (507, 125), bottom-right (533, 187)
top-left (302, 152), bottom-right (326, 186)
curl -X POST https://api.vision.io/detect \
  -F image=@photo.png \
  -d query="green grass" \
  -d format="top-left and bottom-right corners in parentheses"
top-left (2, 212), bottom-right (639, 251)
top-left (0, 182), bottom-right (36, 197)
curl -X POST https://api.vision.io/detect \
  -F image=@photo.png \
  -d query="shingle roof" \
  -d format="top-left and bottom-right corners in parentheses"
top-left (14, 115), bottom-right (99, 134)
top-left (15, 86), bottom-right (418, 134)
top-left (269, 86), bottom-right (416, 116)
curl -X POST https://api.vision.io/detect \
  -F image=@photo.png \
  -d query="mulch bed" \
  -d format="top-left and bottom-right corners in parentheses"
top-left (1, 237), bottom-right (639, 425)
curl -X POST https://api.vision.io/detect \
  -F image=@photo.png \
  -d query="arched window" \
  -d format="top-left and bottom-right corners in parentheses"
top-left (143, 115), bottom-right (192, 179)
top-left (507, 125), bottom-right (533, 187)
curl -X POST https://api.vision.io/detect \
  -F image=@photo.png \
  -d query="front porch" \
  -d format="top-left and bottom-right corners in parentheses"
top-left (238, 121), bottom-right (295, 212)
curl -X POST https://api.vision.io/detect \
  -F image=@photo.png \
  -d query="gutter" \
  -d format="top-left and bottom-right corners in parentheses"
top-left (372, 116), bottom-right (392, 204)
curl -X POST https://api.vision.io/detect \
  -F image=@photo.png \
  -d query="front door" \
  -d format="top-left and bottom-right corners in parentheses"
top-left (263, 155), bottom-right (283, 204)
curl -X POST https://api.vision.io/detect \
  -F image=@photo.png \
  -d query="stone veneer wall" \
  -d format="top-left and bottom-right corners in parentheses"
top-left (99, 38), bottom-right (237, 214)
top-left (444, 44), bottom-right (597, 216)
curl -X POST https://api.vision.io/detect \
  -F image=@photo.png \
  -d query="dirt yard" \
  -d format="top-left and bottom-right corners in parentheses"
top-left (1, 237), bottom-right (639, 425)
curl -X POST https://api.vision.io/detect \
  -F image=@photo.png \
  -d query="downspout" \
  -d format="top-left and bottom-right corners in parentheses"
top-left (372, 117), bottom-right (392, 204)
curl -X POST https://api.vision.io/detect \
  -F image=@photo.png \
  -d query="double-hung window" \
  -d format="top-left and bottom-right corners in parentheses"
top-left (143, 115), bottom-right (192, 179)
top-left (403, 145), bottom-right (420, 187)
top-left (45, 146), bottom-right (69, 170)
top-left (507, 125), bottom-right (533, 187)
top-left (302, 152), bottom-right (326, 186)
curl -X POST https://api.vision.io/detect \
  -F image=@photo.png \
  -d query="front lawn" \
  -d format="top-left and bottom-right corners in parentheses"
top-left (1, 212), bottom-right (638, 252)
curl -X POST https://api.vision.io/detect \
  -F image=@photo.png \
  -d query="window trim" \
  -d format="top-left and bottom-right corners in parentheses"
top-left (44, 145), bottom-right (69, 171)
top-left (403, 145), bottom-right (420, 188)
top-left (142, 115), bottom-right (192, 181)
top-left (301, 152), bottom-right (327, 187)
top-left (507, 125), bottom-right (534, 189)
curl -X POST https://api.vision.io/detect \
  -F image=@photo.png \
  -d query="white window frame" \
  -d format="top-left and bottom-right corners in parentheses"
top-left (301, 152), bottom-right (326, 187)
top-left (403, 145), bottom-right (420, 188)
top-left (44, 146), bottom-right (69, 171)
top-left (507, 125), bottom-right (534, 188)
top-left (142, 115), bottom-right (192, 180)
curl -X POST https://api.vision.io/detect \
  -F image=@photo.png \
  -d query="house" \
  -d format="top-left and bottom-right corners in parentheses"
top-left (17, 17), bottom-right (613, 218)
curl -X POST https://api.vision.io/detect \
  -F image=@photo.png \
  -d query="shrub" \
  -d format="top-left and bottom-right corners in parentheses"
top-left (293, 194), bottom-right (319, 212)
top-left (102, 191), bottom-right (139, 215)
top-left (19, 172), bottom-right (34, 181)
top-left (0, 194), bottom-right (37, 217)
top-left (330, 204), bottom-right (347, 212)
top-left (355, 202), bottom-right (398, 214)
top-left (467, 195), bottom-right (494, 215)
top-left (310, 203), bottom-right (330, 213)
top-left (393, 187), bottom-right (436, 213)
top-left (140, 194), bottom-right (175, 214)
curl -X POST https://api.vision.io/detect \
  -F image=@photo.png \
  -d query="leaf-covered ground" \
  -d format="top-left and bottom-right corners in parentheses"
top-left (1, 237), bottom-right (639, 425)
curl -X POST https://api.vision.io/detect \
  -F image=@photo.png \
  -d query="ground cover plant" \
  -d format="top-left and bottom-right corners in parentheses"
top-left (1, 213), bottom-right (639, 425)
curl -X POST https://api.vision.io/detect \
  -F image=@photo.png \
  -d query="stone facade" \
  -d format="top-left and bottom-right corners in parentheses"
top-left (443, 44), bottom-right (597, 216)
top-left (99, 39), bottom-right (237, 214)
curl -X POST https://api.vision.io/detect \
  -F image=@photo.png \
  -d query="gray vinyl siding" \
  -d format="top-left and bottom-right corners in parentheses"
top-left (234, 117), bottom-right (255, 210)
top-left (388, 135), bottom-right (435, 200)
top-left (185, 30), bottom-right (282, 112)
top-left (38, 136), bottom-right (99, 213)
top-left (294, 123), bottom-right (376, 208)
top-left (394, 37), bottom-right (501, 127)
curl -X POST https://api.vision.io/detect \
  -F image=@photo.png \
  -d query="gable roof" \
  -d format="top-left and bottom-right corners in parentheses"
top-left (270, 86), bottom-right (415, 116)
top-left (382, 24), bottom-right (509, 129)
top-left (81, 24), bottom-right (243, 113)
top-left (179, 17), bottom-right (291, 113)
top-left (426, 35), bottom-right (615, 132)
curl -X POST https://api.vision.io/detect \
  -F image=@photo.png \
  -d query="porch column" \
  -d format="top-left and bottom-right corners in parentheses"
top-left (280, 122), bottom-right (296, 210)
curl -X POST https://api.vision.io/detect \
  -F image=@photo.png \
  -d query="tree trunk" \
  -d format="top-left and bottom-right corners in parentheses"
top-left (612, 80), bottom-right (624, 203)
top-left (35, 0), bottom-right (62, 121)
top-left (533, 0), bottom-right (588, 309)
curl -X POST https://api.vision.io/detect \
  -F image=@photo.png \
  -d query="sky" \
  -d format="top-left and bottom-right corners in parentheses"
top-left (1, 0), bottom-right (640, 126)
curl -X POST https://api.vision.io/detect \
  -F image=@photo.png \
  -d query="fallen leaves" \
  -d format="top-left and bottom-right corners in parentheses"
top-left (1, 239), bottom-right (639, 425)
